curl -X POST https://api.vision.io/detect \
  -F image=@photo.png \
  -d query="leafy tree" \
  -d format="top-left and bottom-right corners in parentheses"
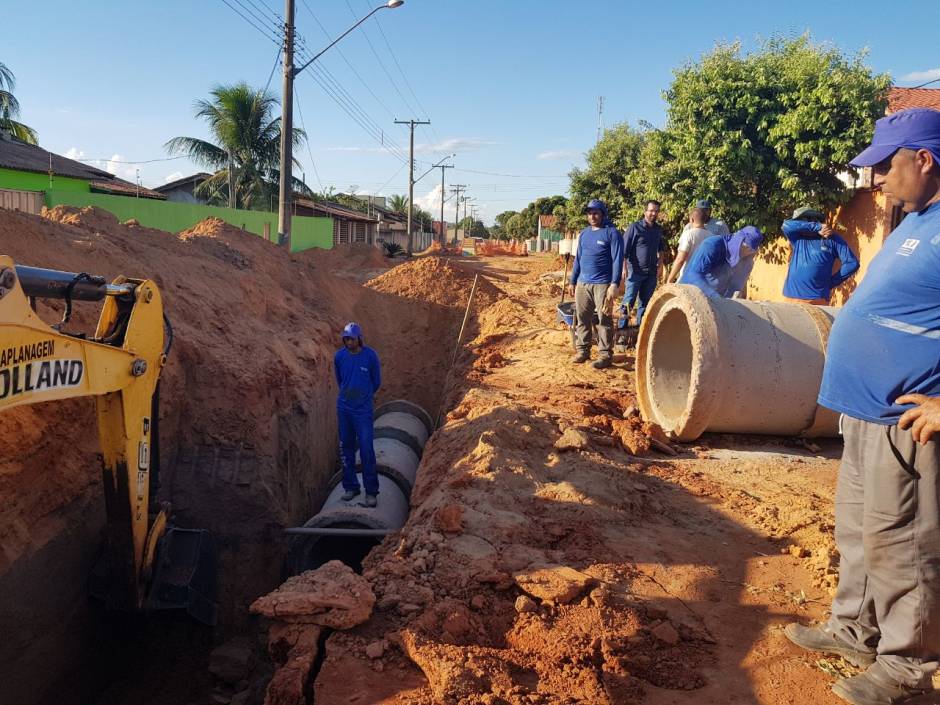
top-left (505, 213), bottom-right (531, 241)
top-left (494, 211), bottom-right (517, 229)
top-left (640, 35), bottom-right (890, 236)
top-left (519, 195), bottom-right (567, 235)
top-left (469, 220), bottom-right (489, 238)
top-left (387, 194), bottom-right (409, 214)
top-left (566, 124), bottom-right (646, 230)
top-left (165, 83), bottom-right (307, 210)
top-left (0, 62), bottom-right (37, 144)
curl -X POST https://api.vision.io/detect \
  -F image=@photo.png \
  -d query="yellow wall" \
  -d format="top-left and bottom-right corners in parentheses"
top-left (747, 190), bottom-right (892, 306)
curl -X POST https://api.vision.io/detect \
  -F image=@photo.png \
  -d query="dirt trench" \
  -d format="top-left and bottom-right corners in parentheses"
top-left (0, 208), bottom-right (482, 705)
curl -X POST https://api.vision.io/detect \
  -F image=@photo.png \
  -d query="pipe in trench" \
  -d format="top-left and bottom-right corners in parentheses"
top-left (636, 285), bottom-right (840, 442)
top-left (287, 399), bottom-right (433, 573)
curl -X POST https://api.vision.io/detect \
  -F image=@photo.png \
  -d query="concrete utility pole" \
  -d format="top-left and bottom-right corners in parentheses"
top-left (395, 118), bottom-right (431, 255)
top-left (277, 0), bottom-right (296, 247)
top-left (277, 0), bottom-right (404, 250)
top-left (438, 163), bottom-right (453, 245)
top-left (450, 184), bottom-right (466, 245)
top-left (463, 196), bottom-right (475, 241)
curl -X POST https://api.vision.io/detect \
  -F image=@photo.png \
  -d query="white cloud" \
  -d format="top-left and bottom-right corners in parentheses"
top-left (65, 147), bottom-right (86, 160)
top-left (414, 138), bottom-right (496, 154)
top-left (101, 154), bottom-right (137, 180)
top-left (413, 184), bottom-right (446, 215)
top-left (164, 171), bottom-right (184, 183)
top-left (537, 149), bottom-right (580, 161)
top-left (900, 68), bottom-right (940, 83)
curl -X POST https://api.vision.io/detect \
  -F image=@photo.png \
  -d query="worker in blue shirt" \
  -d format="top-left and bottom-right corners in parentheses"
top-left (568, 198), bottom-right (623, 369)
top-left (619, 200), bottom-right (665, 329)
top-left (334, 322), bottom-right (382, 507)
top-left (782, 207), bottom-right (860, 304)
top-left (784, 108), bottom-right (940, 705)
top-left (678, 226), bottom-right (763, 298)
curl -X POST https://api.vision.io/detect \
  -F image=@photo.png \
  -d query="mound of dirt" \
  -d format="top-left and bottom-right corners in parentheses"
top-left (366, 256), bottom-right (502, 309)
top-left (42, 204), bottom-right (120, 232)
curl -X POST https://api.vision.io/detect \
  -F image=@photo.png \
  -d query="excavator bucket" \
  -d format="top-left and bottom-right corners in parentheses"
top-left (146, 527), bottom-right (218, 626)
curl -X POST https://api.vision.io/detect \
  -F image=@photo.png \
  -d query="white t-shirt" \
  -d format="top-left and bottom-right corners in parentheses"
top-left (683, 219), bottom-right (730, 238)
top-left (676, 226), bottom-right (712, 278)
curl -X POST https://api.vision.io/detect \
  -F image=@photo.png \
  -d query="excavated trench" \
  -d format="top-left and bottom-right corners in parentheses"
top-left (0, 209), bottom-right (469, 705)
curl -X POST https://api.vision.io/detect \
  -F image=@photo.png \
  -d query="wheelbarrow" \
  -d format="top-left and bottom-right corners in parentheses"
top-left (556, 255), bottom-right (598, 352)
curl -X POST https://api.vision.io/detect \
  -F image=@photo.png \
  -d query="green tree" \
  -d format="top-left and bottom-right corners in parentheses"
top-left (165, 83), bottom-right (306, 210)
top-left (566, 124), bottom-right (646, 230)
top-left (387, 194), bottom-right (409, 214)
top-left (519, 195), bottom-right (567, 235)
top-left (505, 213), bottom-right (531, 241)
top-left (0, 62), bottom-right (38, 144)
top-left (640, 35), bottom-right (890, 236)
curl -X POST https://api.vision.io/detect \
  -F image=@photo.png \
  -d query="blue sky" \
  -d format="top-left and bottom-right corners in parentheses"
top-left (5, 0), bottom-right (939, 223)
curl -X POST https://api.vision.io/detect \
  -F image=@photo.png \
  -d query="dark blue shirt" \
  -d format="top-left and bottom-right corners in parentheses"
top-left (781, 220), bottom-right (859, 300)
top-left (570, 225), bottom-right (624, 285)
top-left (334, 346), bottom-right (381, 412)
top-left (819, 201), bottom-right (940, 424)
top-left (623, 219), bottom-right (665, 281)
top-left (678, 235), bottom-right (755, 298)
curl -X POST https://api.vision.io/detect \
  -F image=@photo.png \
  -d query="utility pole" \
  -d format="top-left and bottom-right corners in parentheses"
top-left (596, 95), bottom-right (605, 144)
top-left (450, 184), bottom-right (466, 245)
top-left (277, 0), bottom-right (296, 247)
top-left (438, 163), bottom-right (453, 246)
top-left (395, 118), bottom-right (431, 255)
top-left (463, 196), bottom-right (474, 241)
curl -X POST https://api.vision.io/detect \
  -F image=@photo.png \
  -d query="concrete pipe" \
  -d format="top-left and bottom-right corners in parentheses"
top-left (288, 400), bottom-right (431, 573)
top-left (636, 285), bottom-right (840, 442)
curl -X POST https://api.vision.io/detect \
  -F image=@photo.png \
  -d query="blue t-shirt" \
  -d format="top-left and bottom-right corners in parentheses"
top-left (678, 235), bottom-right (755, 298)
top-left (819, 201), bottom-right (940, 424)
top-left (570, 225), bottom-right (624, 286)
top-left (781, 220), bottom-right (860, 300)
top-left (624, 220), bottom-right (665, 281)
top-left (334, 345), bottom-right (381, 412)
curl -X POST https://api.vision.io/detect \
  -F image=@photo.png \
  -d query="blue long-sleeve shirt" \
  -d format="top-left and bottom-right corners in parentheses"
top-left (678, 235), bottom-right (755, 298)
top-left (334, 346), bottom-right (381, 412)
top-left (819, 201), bottom-right (940, 424)
top-left (623, 219), bottom-right (665, 281)
top-left (570, 225), bottom-right (624, 286)
top-left (781, 220), bottom-right (859, 300)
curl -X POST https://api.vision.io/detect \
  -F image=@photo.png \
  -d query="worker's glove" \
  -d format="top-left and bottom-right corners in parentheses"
top-left (604, 283), bottom-right (618, 307)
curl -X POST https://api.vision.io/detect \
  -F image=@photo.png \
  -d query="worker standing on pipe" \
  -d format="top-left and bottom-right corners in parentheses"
top-left (781, 207), bottom-right (860, 305)
top-left (618, 199), bottom-right (665, 330)
top-left (678, 226), bottom-right (763, 298)
top-left (334, 322), bottom-right (382, 508)
top-left (784, 108), bottom-right (940, 705)
top-left (568, 198), bottom-right (624, 369)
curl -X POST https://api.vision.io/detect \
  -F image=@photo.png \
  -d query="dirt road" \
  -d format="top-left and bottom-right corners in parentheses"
top-left (312, 254), bottom-right (851, 705)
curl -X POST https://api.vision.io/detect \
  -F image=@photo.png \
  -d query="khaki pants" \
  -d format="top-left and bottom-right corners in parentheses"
top-left (574, 283), bottom-right (613, 359)
top-left (829, 415), bottom-right (940, 687)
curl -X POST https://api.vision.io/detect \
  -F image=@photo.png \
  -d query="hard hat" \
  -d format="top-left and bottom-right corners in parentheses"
top-left (342, 322), bottom-right (363, 339)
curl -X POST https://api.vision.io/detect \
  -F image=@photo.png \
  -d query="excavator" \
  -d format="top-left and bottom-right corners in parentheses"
top-left (0, 255), bottom-right (216, 624)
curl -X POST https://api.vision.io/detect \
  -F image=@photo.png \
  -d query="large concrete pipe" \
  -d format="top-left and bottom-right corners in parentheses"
top-left (287, 399), bottom-right (431, 573)
top-left (636, 285), bottom-right (840, 442)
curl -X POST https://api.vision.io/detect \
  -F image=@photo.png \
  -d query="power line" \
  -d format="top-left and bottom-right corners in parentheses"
top-left (912, 77), bottom-right (940, 89)
top-left (262, 46), bottom-right (282, 96)
top-left (76, 155), bottom-right (189, 165)
top-left (453, 167), bottom-right (568, 178)
top-left (294, 84), bottom-right (324, 191)
top-left (220, 0), bottom-right (281, 44)
top-left (231, 0), bottom-right (283, 36)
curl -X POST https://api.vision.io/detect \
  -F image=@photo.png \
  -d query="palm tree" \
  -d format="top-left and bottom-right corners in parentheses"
top-left (387, 194), bottom-right (409, 214)
top-left (165, 83), bottom-right (307, 210)
top-left (0, 62), bottom-right (38, 144)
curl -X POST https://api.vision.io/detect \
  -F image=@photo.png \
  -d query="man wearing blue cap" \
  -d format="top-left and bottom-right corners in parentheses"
top-left (781, 206), bottom-right (860, 304)
top-left (678, 226), bottom-right (763, 298)
top-left (334, 322), bottom-right (382, 507)
top-left (784, 108), bottom-right (940, 705)
top-left (568, 198), bottom-right (623, 369)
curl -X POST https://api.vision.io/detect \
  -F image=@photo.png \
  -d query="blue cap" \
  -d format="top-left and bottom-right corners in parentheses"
top-left (850, 108), bottom-right (940, 167)
top-left (694, 199), bottom-right (711, 209)
top-left (342, 322), bottom-right (362, 339)
top-left (584, 198), bottom-right (607, 213)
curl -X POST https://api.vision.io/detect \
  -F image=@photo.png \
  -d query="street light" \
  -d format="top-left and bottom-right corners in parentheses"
top-left (278, 0), bottom-right (405, 248)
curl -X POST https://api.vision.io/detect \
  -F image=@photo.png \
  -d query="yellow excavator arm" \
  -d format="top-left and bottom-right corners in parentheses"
top-left (0, 255), bottom-right (215, 623)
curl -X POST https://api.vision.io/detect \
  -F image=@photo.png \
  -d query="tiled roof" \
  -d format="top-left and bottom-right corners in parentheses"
top-left (293, 196), bottom-right (378, 222)
top-left (539, 215), bottom-right (558, 228)
top-left (887, 87), bottom-right (940, 113)
top-left (153, 172), bottom-right (211, 192)
top-left (0, 135), bottom-right (114, 180)
top-left (89, 179), bottom-right (165, 200)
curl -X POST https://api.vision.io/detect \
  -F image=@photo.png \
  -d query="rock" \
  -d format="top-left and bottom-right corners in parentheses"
top-left (250, 560), bottom-right (375, 629)
top-left (264, 624), bottom-right (321, 705)
top-left (229, 691), bottom-right (251, 705)
top-left (377, 594), bottom-right (401, 611)
top-left (428, 532), bottom-right (445, 544)
top-left (365, 640), bottom-right (386, 659)
top-left (209, 638), bottom-right (256, 685)
top-left (470, 595), bottom-right (486, 610)
top-left (474, 570), bottom-right (514, 590)
top-left (434, 504), bottom-right (464, 534)
top-left (554, 428), bottom-right (590, 451)
top-left (651, 621), bottom-right (681, 646)
top-left (442, 605), bottom-right (474, 639)
top-left (514, 595), bottom-right (538, 613)
top-left (788, 545), bottom-right (810, 558)
top-left (513, 565), bottom-right (596, 605)
top-left (398, 603), bottom-right (422, 615)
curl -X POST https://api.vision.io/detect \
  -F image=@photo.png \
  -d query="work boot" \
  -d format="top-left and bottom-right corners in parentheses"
top-left (571, 352), bottom-right (589, 364)
top-left (363, 494), bottom-right (377, 508)
top-left (832, 667), bottom-right (931, 705)
top-left (341, 489), bottom-right (361, 502)
top-left (783, 623), bottom-right (875, 668)
top-left (592, 357), bottom-right (612, 370)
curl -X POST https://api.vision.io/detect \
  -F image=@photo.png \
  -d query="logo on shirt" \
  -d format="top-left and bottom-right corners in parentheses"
top-left (931, 234), bottom-right (940, 246)
top-left (897, 238), bottom-right (920, 256)
top-left (596, 240), bottom-right (604, 245)
top-left (360, 366), bottom-right (369, 372)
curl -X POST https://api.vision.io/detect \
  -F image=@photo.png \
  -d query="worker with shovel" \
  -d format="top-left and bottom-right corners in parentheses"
top-left (334, 322), bottom-right (382, 508)
top-left (784, 108), bottom-right (940, 705)
top-left (568, 198), bottom-right (623, 369)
